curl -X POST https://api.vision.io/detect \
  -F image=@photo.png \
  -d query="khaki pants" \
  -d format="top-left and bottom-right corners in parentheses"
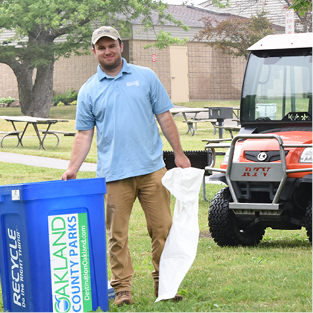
top-left (105, 167), bottom-right (172, 293)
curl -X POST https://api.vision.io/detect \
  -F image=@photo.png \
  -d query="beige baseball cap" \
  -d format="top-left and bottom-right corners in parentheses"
top-left (92, 26), bottom-right (121, 44)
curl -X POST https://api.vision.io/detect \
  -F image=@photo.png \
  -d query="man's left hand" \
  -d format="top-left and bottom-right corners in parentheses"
top-left (174, 153), bottom-right (191, 168)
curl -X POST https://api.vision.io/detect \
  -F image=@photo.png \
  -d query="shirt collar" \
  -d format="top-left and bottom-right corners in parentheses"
top-left (97, 58), bottom-right (131, 81)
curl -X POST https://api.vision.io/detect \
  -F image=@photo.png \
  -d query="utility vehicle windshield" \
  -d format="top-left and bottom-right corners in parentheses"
top-left (241, 49), bottom-right (312, 123)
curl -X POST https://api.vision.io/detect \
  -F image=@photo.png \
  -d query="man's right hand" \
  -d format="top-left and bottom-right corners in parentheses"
top-left (61, 169), bottom-right (77, 181)
top-left (60, 129), bottom-right (94, 181)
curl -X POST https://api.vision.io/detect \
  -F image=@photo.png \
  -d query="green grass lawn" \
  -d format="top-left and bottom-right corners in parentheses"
top-left (0, 103), bottom-right (311, 312)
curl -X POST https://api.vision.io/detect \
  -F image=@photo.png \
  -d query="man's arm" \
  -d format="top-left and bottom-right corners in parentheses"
top-left (61, 128), bottom-right (94, 180)
top-left (156, 110), bottom-right (191, 168)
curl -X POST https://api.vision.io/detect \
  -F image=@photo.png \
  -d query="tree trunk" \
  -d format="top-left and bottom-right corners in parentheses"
top-left (14, 62), bottom-right (54, 118)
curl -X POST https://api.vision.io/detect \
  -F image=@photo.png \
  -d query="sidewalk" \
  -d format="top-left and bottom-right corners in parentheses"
top-left (0, 151), bottom-right (222, 184)
top-left (0, 151), bottom-right (97, 172)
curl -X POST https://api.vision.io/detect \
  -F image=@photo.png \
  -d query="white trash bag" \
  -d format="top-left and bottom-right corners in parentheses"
top-left (155, 167), bottom-right (205, 302)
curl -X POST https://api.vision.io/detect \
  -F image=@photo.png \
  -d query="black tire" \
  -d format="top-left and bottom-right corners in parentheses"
top-left (304, 200), bottom-right (312, 243)
top-left (208, 187), bottom-right (265, 247)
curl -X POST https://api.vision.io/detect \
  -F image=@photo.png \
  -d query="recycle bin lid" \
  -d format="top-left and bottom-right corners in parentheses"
top-left (0, 177), bottom-right (106, 201)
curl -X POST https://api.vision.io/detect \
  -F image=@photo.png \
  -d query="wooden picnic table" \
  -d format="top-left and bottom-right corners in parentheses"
top-left (0, 115), bottom-right (70, 150)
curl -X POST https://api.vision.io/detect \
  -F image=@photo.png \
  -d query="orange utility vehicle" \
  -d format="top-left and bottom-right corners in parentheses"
top-left (206, 33), bottom-right (312, 246)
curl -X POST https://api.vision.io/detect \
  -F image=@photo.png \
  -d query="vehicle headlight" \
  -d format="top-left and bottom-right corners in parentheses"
top-left (223, 146), bottom-right (241, 163)
top-left (223, 149), bottom-right (229, 163)
top-left (299, 147), bottom-right (313, 163)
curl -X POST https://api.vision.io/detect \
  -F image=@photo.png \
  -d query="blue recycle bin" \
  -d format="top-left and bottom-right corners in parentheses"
top-left (0, 178), bottom-right (109, 312)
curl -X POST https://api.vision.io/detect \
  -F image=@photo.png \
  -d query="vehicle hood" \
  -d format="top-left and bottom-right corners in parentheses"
top-left (241, 130), bottom-right (312, 150)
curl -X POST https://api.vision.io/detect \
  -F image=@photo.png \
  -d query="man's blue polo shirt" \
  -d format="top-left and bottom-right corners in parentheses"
top-left (75, 58), bottom-right (173, 182)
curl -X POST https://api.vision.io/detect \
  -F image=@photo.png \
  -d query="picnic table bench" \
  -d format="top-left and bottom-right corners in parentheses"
top-left (215, 125), bottom-right (241, 138)
top-left (38, 130), bottom-right (76, 149)
top-left (182, 118), bottom-right (217, 136)
top-left (39, 129), bottom-right (76, 137)
top-left (232, 118), bottom-right (240, 125)
top-left (0, 130), bottom-right (23, 148)
top-left (202, 138), bottom-right (233, 170)
top-left (202, 138), bottom-right (232, 143)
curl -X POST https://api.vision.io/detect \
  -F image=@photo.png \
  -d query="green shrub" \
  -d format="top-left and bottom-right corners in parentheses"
top-left (0, 96), bottom-right (17, 106)
top-left (52, 89), bottom-right (78, 106)
top-left (70, 100), bottom-right (77, 105)
top-left (57, 101), bottom-right (65, 106)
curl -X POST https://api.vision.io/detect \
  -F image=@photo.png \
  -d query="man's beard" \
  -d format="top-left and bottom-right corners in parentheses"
top-left (100, 57), bottom-right (122, 71)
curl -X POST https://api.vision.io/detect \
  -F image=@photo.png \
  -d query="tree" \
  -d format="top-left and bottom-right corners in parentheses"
top-left (194, 11), bottom-right (274, 60)
top-left (285, 0), bottom-right (312, 32)
top-left (0, 0), bottom-right (188, 117)
top-left (294, 8), bottom-right (312, 32)
top-left (289, 0), bottom-right (312, 16)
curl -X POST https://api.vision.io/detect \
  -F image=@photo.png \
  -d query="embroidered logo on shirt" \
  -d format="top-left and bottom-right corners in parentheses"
top-left (126, 81), bottom-right (139, 87)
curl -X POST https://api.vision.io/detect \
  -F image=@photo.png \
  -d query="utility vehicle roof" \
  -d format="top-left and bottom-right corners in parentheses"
top-left (248, 33), bottom-right (313, 51)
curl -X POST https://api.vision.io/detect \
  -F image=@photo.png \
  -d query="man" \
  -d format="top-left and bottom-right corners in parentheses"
top-left (61, 26), bottom-right (191, 306)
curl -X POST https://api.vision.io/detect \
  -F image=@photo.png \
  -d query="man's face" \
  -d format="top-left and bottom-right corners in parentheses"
top-left (92, 37), bottom-right (123, 72)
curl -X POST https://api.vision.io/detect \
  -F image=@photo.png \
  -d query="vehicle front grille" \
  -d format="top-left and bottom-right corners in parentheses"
top-left (245, 150), bottom-right (289, 162)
